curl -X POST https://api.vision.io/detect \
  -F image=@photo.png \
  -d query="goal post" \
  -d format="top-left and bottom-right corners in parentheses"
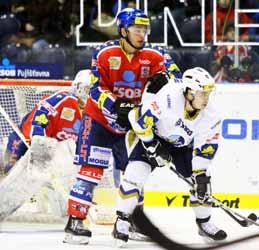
top-left (0, 78), bottom-right (117, 225)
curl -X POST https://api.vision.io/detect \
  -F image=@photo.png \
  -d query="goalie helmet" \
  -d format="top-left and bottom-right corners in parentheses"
top-left (116, 8), bottom-right (150, 31)
top-left (182, 67), bottom-right (215, 93)
top-left (71, 69), bottom-right (98, 102)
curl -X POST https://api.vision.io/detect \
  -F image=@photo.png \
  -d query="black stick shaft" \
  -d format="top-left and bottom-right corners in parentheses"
top-left (168, 165), bottom-right (259, 227)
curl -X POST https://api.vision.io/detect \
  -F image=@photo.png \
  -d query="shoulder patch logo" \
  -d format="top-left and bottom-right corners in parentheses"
top-left (140, 66), bottom-right (150, 78)
top-left (35, 113), bottom-right (48, 125)
top-left (108, 56), bottom-right (121, 70)
top-left (61, 108), bottom-right (75, 121)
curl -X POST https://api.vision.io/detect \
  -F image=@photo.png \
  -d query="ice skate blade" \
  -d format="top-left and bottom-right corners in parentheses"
top-left (199, 233), bottom-right (227, 244)
top-left (129, 232), bottom-right (151, 241)
top-left (63, 233), bottom-right (90, 245)
top-left (113, 238), bottom-right (127, 248)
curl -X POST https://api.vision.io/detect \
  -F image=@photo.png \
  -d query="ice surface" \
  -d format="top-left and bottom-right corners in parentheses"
top-left (1, 207), bottom-right (259, 250)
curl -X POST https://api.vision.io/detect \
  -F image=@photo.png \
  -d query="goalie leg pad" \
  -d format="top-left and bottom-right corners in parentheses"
top-left (45, 138), bottom-right (77, 217)
top-left (0, 153), bottom-right (46, 221)
top-left (0, 136), bottom-right (58, 221)
top-left (20, 138), bottom-right (77, 219)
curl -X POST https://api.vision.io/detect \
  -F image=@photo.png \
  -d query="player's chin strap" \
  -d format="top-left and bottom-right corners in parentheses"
top-left (132, 206), bottom-right (259, 250)
top-left (121, 30), bottom-right (144, 50)
top-left (167, 162), bottom-right (259, 228)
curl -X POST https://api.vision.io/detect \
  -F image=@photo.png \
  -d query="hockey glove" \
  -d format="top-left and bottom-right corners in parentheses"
top-left (142, 140), bottom-right (172, 168)
top-left (114, 98), bottom-right (135, 129)
top-left (145, 71), bottom-right (170, 94)
top-left (191, 171), bottom-right (211, 204)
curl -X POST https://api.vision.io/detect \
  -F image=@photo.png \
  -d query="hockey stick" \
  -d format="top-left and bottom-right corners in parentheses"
top-left (132, 206), bottom-right (259, 250)
top-left (168, 163), bottom-right (259, 227)
top-left (0, 105), bottom-right (29, 148)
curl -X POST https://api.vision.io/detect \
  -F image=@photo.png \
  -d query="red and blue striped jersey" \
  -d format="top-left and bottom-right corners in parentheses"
top-left (85, 40), bottom-right (181, 134)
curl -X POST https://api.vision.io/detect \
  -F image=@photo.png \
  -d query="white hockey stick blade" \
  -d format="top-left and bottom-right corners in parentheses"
top-left (131, 207), bottom-right (259, 250)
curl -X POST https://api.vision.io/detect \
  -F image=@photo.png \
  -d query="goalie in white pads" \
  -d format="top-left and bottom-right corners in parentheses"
top-left (112, 67), bottom-right (227, 246)
top-left (0, 70), bottom-right (94, 221)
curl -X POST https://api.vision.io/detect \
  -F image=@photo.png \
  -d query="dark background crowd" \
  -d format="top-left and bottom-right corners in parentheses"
top-left (0, 0), bottom-right (258, 82)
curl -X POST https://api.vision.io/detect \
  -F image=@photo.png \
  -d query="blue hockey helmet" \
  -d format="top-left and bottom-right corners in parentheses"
top-left (116, 8), bottom-right (150, 31)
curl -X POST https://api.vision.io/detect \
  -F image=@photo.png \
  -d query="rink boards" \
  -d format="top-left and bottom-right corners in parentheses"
top-left (97, 84), bottom-right (259, 209)
top-left (146, 84), bottom-right (259, 209)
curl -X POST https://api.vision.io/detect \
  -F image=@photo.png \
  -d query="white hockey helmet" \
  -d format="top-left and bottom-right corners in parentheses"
top-left (71, 69), bottom-right (97, 101)
top-left (182, 67), bottom-right (215, 93)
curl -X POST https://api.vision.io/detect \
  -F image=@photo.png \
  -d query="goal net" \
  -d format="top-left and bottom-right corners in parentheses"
top-left (0, 79), bottom-right (117, 225)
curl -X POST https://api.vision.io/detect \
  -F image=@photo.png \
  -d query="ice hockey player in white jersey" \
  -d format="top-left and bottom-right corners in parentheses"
top-left (112, 67), bottom-right (227, 246)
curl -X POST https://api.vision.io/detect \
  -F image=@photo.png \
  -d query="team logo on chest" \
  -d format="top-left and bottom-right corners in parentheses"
top-left (175, 118), bottom-right (193, 136)
top-left (167, 135), bottom-right (185, 147)
top-left (108, 56), bottom-right (121, 70)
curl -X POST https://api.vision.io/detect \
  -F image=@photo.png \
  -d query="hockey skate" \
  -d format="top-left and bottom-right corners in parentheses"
top-left (196, 217), bottom-right (227, 241)
top-left (129, 218), bottom-right (151, 241)
top-left (112, 213), bottom-right (130, 248)
top-left (63, 216), bottom-right (92, 245)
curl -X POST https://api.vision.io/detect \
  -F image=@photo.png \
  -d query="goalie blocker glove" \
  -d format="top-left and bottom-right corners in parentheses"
top-left (191, 170), bottom-right (211, 204)
top-left (114, 98), bottom-right (135, 129)
top-left (142, 140), bottom-right (172, 168)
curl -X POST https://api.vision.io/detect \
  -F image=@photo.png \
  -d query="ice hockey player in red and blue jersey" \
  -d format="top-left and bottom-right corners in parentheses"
top-left (64, 8), bottom-right (182, 245)
top-left (86, 25), bottom-right (181, 134)
top-left (4, 70), bottom-right (94, 174)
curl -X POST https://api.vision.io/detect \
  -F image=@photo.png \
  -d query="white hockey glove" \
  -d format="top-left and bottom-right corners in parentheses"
top-left (191, 170), bottom-right (211, 204)
top-left (142, 140), bottom-right (172, 168)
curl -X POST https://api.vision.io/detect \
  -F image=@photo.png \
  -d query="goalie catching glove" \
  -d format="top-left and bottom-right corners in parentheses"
top-left (142, 140), bottom-right (172, 168)
top-left (191, 170), bottom-right (211, 204)
top-left (114, 98), bottom-right (135, 129)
